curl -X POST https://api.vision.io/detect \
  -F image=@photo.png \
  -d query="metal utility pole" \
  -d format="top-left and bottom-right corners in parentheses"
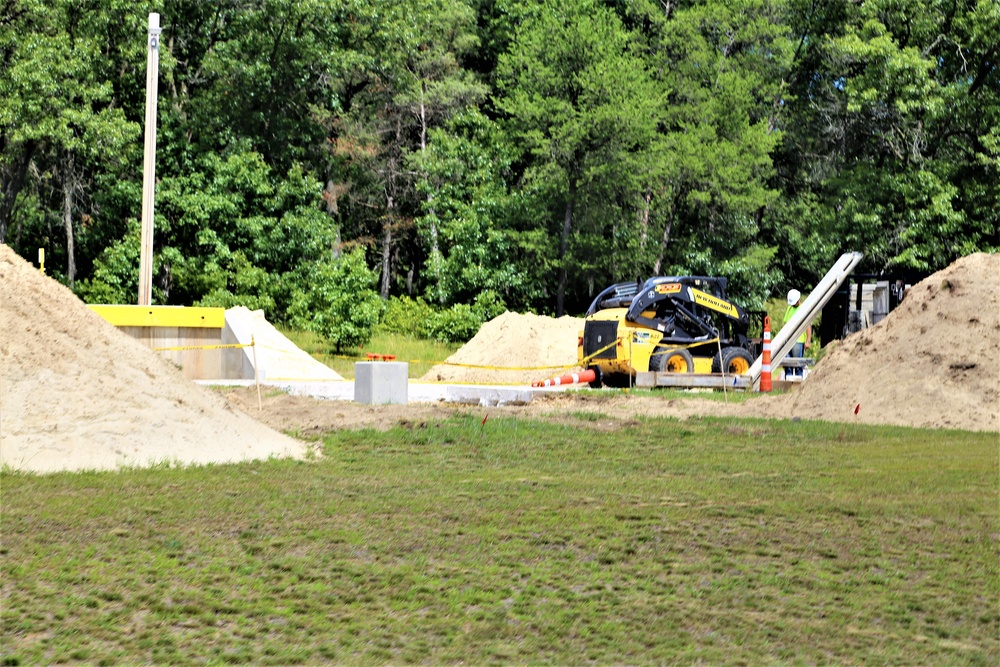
top-left (138, 13), bottom-right (161, 306)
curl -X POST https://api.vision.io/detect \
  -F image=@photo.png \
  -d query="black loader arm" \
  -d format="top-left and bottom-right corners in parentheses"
top-left (625, 281), bottom-right (750, 343)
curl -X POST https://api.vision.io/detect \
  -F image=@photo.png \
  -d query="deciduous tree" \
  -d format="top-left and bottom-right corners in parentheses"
top-left (496, 0), bottom-right (662, 315)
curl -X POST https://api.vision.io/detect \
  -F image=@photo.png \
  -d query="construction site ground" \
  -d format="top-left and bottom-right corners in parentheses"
top-left (219, 383), bottom-right (752, 436)
top-left (1, 245), bottom-right (997, 474)
top-left (226, 251), bottom-right (999, 437)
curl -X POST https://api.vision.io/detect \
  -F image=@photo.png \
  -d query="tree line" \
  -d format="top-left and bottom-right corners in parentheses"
top-left (2, 0), bottom-right (996, 340)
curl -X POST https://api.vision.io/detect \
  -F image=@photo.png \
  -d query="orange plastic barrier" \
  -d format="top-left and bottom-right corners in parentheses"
top-left (532, 369), bottom-right (597, 388)
top-left (760, 316), bottom-right (772, 392)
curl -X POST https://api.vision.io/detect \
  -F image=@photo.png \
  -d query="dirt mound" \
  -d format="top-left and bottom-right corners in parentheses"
top-left (753, 253), bottom-right (999, 431)
top-left (0, 245), bottom-right (306, 473)
top-left (420, 311), bottom-right (584, 385)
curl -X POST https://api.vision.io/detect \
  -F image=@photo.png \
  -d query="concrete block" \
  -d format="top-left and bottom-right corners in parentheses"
top-left (634, 372), bottom-right (655, 388)
top-left (446, 386), bottom-right (534, 407)
top-left (354, 362), bottom-right (409, 405)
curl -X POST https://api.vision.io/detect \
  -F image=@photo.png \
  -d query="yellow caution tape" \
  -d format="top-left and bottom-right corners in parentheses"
top-left (260, 377), bottom-right (348, 382)
top-left (648, 338), bottom-right (720, 357)
top-left (577, 338), bottom-right (620, 365)
top-left (254, 343), bottom-right (310, 353)
top-left (318, 354), bottom-right (565, 369)
top-left (158, 335), bottom-right (621, 376)
top-left (428, 336), bottom-right (622, 372)
top-left (416, 379), bottom-right (563, 386)
top-left (429, 361), bottom-right (577, 371)
top-left (152, 335), bottom-right (717, 373)
top-left (153, 343), bottom-right (253, 352)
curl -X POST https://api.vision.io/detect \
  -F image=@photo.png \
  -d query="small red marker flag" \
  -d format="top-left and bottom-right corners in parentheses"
top-left (854, 403), bottom-right (860, 415)
top-left (482, 415), bottom-right (488, 426)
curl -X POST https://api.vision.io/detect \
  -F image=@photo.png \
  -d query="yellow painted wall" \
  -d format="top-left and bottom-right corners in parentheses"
top-left (87, 305), bottom-right (224, 328)
top-left (89, 305), bottom-right (238, 380)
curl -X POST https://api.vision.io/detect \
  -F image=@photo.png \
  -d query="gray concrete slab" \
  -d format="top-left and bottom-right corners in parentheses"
top-left (197, 379), bottom-right (573, 404)
top-left (445, 385), bottom-right (537, 406)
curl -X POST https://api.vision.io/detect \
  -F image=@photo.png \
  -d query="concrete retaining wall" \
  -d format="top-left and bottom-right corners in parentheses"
top-left (89, 305), bottom-right (341, 382)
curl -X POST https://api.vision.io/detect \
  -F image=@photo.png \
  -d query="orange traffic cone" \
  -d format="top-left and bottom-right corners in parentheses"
top-left (532, 369), bottom-right (597, 388)
top-left (760, 315), bottom-right (772, 392)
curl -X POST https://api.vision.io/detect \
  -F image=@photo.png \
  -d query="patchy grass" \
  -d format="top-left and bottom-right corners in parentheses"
top-left (2, 416), bottom-right (997, 665)
top-left (278, 328), bottom-right (461, 379)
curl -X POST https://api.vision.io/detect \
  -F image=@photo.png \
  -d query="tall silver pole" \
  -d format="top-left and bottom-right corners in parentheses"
top-left (138, 13), bottom-right (161, 305)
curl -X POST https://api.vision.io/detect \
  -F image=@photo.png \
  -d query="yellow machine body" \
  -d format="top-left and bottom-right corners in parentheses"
top-left (577, 307), bottom-right (715, 376)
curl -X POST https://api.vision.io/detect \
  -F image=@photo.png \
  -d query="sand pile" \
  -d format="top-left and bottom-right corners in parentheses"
top-left (0, 245), bottom-right (306, 473)
top-left (753, 252), bottom-right (999, 431)
top-left (420, 311), bottom-right (584, 385)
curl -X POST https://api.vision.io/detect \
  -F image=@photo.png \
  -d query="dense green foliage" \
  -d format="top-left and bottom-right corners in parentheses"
top-left (376, 295), bottom-right (439, 338)
top-left (279, 327), bottom-right (462, 379)
top-left (286, 248), bottom-right (383, 352)
top-left (2, 0), bottom-right (997, 325)
top-left (375, 291), bottom-right (506, 343)
top-left (423, 289), bottom-right (508, 342)
top-left (2, 415), bottom-right (996, 664)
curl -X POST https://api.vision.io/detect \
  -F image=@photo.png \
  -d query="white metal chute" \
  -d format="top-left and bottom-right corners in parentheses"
top-left (749, 252), bottom-right (864, 387)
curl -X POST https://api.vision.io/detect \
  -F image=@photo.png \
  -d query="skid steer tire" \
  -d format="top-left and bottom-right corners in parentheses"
top-left (650, 347), bottom-right (695, 373)
top-left (712, 347), bottom-right (754, 375)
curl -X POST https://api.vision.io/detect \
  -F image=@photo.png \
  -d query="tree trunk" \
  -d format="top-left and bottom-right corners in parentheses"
top-left (62, 154), bottom-right (76, 287)
top-left (0, 140), bottom-right (36, 244)
top-left (323, 180), bottom-right (343, 259)
top-left (420, 85), bottom-right (444, 303)
top-left (419, 83), bottom-right (428, 154)
top-left (380, 197), bottom-right (393, 299)
top-left (160, 263), bottom-right (172, 302)
top-left (428, 215), bottom-right (443, 302)
top-left (653, 206), bottom-right (675, 275)
top-left (638, 186), bottom-right (651, 252)
top-left (556, 178), bottom-right (576, 317)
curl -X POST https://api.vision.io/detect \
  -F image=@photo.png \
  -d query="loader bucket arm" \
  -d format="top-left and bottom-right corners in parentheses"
top-left (625, 282), bottom-right (749, 341)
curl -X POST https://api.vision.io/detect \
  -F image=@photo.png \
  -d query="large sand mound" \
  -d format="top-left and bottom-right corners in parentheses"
top-left (753, 252), bottom-right (999, 431)
top-left (420, 311), bottom-right (584, 385)
top-left (0, 245), bottom-right (306, 473)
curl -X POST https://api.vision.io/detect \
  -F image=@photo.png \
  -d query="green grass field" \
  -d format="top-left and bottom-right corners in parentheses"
top-left (2, 414), bottom-right (996, 665)
top-left (277, 329), bottom-right (461, 380)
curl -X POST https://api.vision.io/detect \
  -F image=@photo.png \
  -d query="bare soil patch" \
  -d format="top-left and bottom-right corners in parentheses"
top-left (225, 388), bottom-right (471, 436)
top-left (223, 386), bottom-right (749, 435)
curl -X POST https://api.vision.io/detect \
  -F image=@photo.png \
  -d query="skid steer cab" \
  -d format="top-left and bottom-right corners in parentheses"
top-left (578, 276), bottom-right (760, 388)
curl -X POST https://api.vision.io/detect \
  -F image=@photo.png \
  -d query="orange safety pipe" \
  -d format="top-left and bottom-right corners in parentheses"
top-left (760, 315), bottom-right (772, 392)
top-left (532, 369), bottom-right (596, 388)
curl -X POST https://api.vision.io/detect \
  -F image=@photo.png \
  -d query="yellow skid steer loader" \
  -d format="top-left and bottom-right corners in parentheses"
top-left (578, 276), bottom-right (760, 388)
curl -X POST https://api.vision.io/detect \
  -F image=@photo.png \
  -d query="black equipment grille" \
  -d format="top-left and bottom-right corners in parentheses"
top-left (583, 321), bottom-right (619, 360)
